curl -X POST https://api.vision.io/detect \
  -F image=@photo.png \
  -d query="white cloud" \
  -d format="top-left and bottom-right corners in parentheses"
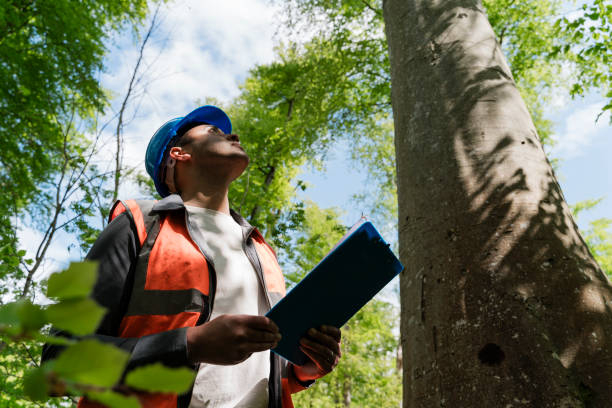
top-left (550, 101), bottom-right (610, 159)
top-left (91, 0), bottom-right (281, 198)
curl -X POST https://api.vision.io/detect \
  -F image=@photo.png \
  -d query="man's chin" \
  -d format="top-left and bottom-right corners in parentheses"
top-left (228, 154), bottom-right (249, 179)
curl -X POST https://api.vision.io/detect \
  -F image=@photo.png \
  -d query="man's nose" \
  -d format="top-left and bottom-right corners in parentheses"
top-left (227, 134), bottom-right (239, 142)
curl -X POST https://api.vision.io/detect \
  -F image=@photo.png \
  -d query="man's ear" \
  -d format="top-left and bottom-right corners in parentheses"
top-left (169, 146), bottom-right (191, 161)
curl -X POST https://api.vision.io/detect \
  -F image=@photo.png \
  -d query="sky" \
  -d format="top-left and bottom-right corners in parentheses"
top-left (22, 0), bottom-right (611, 286)
top-left (548, 96), bottom-right (611, 225)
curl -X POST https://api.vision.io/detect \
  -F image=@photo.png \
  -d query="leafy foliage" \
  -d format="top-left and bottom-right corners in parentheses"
top-left (572, 199), bottom-right (612, 277)
top-left (87, 391), bottom-right (141, 408)
top-left (45, 298), bottom-right (106, 336)
top-left (484, 0), bottom-right (570, 148)
top-left (224, 35), bottom-right (389, 251)
top-left (0, 262), bottom-right (196, 407)
top-left (583, 218), bottom-right (612, 276)
top-left (293, 300), bottom-right (401, 408)
top-left (283, 201), bottom-right (347, 285)
top-left (553, 0), bottom-right (612, 119)
top-left (0, 0), bottom-right (149, 289)
top-left (46, 261), bottom-right (99, 300)
top-left (125, 363), bottom-right (195, 394)
top-left (52, 340), bottom-right (130, 388)
top-left (0, 338), bottom-right (64, 408)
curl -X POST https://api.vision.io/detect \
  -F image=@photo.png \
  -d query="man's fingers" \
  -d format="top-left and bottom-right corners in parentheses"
top-left (299, 344), bottom-right (333, 372)
top-left (245, 341), bottom-right (278, 353)
top-left (305, 328), bottom-right (341, 355)
top-left (300, 336), bottom-right (339, 362)
top-left (320, 325), bottom-right (341, 342)
top-left (242, 315), bottom-right (279, 333)
top-left (244, 327), bottom-right (282, 343)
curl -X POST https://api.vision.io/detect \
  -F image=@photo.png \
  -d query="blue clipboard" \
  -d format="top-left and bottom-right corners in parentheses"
top-left (265, 218), bottom-right (404, 366)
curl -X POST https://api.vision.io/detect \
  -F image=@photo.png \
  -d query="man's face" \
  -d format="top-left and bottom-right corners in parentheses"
top-left (179, 124), bottom-right (249, 180)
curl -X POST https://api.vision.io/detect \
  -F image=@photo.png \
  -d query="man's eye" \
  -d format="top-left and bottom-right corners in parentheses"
top-left (210, 126), bottom-right (223, 135)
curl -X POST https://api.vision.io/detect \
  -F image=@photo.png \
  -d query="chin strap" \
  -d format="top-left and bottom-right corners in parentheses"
top-left (163, 157), bottom-right (178, 194)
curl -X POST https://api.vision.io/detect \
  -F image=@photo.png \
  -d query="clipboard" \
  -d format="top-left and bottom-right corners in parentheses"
top-left (265, 218), bottom-right (404, 366)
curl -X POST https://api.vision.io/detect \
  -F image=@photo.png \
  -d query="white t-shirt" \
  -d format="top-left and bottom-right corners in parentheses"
top-left (186, 206), bottom-right (270, 408)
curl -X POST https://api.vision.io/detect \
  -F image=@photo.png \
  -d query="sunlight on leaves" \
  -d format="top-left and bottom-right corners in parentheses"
top-left (45, 298), bottom-right (106, 336)
top-left (47, 261), bottom-right (98, 300)
top-left (53, 340), bottom-right (129, 387)
top-left (125, 363), bottom-right (195, 394)
top-left (87, 390), bottom-right (141, 408)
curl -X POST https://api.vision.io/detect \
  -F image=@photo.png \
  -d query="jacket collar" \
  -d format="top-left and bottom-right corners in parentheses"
top-left (151, 193), bottom-right (254, 230)
top-left (151, 193), bottom-right (184, 212)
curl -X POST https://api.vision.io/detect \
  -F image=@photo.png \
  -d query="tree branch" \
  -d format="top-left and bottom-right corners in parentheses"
top-left (360, 0), bottom-right (383, 17)
top-left (112, 3), bottom-right (161, 203)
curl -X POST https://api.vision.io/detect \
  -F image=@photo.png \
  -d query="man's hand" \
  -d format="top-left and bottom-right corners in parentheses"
top-left (186, 314), bottom-right (281, 365)
top-left (293, 325), bottom-right (342, 381)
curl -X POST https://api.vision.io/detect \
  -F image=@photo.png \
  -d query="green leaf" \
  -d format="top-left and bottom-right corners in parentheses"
top-left (571, 198), bottom-right (604, 218)
top-left (87, 390), bottom-right (141, 408)
top-left (53, 339), bottom-right (129, 387)
top-left (47, 261), bottom-right (98, 300)
top-left (17, 300), bottom-right (47, 332)
top-left (33, 332), bottom-right (75, 346)
top-left (0, 300), bottom-right (46, 333)
top-left (125, 363), bottom-right (195, 394)
top-left (0, 302), bottom-right (20, 328)
top-left (23, 366), bottom-right (50, 402)
top-left (45, 298), bottom-right (106, 335)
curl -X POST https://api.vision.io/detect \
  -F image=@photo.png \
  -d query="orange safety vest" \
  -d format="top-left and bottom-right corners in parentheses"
top-left (78, 198), bottom-right (299, 408)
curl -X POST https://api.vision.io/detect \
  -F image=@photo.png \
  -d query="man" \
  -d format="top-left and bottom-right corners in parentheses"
top-left (42, 106), bottom-right (341, 408)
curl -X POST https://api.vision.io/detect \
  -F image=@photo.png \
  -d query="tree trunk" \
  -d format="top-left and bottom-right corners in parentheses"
top-left (383, 1), bottom-right (612, 407)
top-left (342, 377), bottom-right (352, 408)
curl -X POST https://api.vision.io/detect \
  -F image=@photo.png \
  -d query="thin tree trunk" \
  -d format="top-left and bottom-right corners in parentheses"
top-left (383, 0), bottom-right (612, 406)
top-left (342, 378), bottom-right (351, 408)
top-left (112, 5), bottom-right (160, 203)
top-left (249, 165), bottom-right (276, 221)
top-left (248, 98), bottom-right (292, 221)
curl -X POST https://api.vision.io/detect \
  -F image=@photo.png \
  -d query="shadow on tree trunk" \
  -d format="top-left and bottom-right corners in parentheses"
top-left (385, 0), bottom-right (612, 406)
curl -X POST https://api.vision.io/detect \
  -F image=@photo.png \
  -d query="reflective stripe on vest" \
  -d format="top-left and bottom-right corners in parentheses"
top-left (109, 199), bottom-right (148, 247)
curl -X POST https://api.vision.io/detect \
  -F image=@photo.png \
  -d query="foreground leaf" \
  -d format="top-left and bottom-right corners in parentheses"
top-left (53, 339), bottom-right (129, 387)
top-left (0, 300), bottom-right (46, 333)
top-left (33, 332), bottom-right (75, 346)
top-left (46, 298), bottom-right (106, 335)
top-left (17, 301), bottom-right (47, 332)
top-left (0, 302), bottom-right (20, 328)
top-left (87, 390), bottom-right (141, 408)
top-left (23, 366), bottom-right (50, 402)
top-left (125, 363), bottom-right (195, 394)
top-left (47, 261), bottom-right (98, 300)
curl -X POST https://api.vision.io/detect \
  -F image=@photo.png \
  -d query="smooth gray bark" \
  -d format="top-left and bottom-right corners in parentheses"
top-left (383, 0), bottom-right (612, 406)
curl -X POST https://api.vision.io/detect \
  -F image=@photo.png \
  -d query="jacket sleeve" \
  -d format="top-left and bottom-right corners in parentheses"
top-left (286, 362), bottom-right (315, 393)
top-left (41, 213), bottom-right (191, 372)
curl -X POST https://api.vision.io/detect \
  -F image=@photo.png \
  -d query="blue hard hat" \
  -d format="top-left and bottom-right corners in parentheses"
top-left (145, 105), bottom-right (232, 197)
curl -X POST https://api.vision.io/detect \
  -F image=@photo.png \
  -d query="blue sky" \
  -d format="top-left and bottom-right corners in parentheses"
top-left (301, 98), bottom-right (611, 230)
top-left (21, 0), bottom-right (610, 282)
top-left (548, 95), bottom-right (611, 228)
